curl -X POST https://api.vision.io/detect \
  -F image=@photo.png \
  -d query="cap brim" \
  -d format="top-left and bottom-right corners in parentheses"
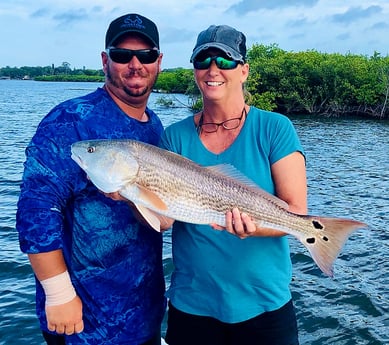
top-left (190, 43), bottom-right (244, 63)
top-left (107, 30), bottom-right (158, 49)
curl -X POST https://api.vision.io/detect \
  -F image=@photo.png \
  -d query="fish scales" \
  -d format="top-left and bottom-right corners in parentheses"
top-left (133, 141), bottom-right (312, 232)
top-left (132, 143), bottom-right (224, 223)
top-left (71, 139), bottom-right (367, 277)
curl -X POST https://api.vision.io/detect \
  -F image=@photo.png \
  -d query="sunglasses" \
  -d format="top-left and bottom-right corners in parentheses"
top-left (193, 56), bottom-right (240, 70)
top-left (106, 48), bottom-right (160, 64)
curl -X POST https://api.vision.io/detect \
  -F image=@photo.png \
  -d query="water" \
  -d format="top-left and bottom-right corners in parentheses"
top-left (0, 80), bottom-right (388, 344)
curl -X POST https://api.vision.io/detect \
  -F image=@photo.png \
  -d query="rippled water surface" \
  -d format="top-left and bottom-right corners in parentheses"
top-left (0, 80), bottom-right (388, 344)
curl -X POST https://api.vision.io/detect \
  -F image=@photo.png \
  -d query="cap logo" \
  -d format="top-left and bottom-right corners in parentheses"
top-left (121, 15), bottom-right (146, 31)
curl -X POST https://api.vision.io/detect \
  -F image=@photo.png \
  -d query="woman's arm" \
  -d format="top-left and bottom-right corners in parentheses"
top-left (224, 151), bottom-right (307, 238)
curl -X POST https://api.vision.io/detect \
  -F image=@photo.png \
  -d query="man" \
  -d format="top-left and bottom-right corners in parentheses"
top-left (16, 13), bottom-right (167, 345)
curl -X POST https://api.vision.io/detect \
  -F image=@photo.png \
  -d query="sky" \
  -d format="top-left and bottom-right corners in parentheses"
top-left (1, 0), bottom-right (389, 70)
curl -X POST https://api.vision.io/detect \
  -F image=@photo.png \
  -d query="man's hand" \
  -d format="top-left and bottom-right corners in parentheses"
top-left (46, 296), bottom-right (84, 335)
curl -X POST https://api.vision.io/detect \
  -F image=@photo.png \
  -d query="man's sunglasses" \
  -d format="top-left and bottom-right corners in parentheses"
top-left (106, 48), bottom-right (160, 64)
top-left (193, 56), bottom-right (240, 70)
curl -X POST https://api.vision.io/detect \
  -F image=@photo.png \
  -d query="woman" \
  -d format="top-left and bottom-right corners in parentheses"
top-left (160, 24), bottom-right (307, 345)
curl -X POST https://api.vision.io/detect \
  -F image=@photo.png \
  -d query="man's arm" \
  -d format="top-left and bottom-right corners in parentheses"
top-left (28, 250), bottom-right (84, 335)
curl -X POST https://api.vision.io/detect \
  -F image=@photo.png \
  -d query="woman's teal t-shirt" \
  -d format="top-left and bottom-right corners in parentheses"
top-left (160, 106), bottom-right (304, 323)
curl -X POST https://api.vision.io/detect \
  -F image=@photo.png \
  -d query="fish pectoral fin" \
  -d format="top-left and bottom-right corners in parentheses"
top-left (137, 185), bottom-right (168, 211)
top-left (135, 205), bottom-right (161, 232)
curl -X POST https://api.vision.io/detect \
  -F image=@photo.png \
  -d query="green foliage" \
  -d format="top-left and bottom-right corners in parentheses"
top-left (155, 68), bottom-right (198, 95)
top-left (2, 48), bottom-right (389, 118)
top-left (246, 44), bottom-right (389, 118)
top-left (35, 75), bottom-right (104, 82)
top-left (155, 68), bottom-right (203, 111)
top-left (0, 64), bottom-right (104, 81)
top-left (190, 96), bottom-right (203, 112)
top-left (0, 65), bottom-right (53, 79)
top-left (155, 96), bottom-right (175, 107)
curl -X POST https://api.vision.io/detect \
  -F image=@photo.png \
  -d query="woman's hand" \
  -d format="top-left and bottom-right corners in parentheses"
top-left (212, 207), bottom-right (286, 239)
top-left (225, 207), bottom-right (257, 239)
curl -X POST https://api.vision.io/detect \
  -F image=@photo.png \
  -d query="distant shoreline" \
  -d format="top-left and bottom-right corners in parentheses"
top-left (0, 76), bottom-right (104, 82)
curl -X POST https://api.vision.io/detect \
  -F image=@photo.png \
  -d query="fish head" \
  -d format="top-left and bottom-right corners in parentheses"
top-left (71, 139), bottom-right (139, 193)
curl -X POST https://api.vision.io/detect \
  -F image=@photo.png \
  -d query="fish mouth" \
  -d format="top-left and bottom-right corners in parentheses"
top-left (71, 153), bottom-right (87, 169)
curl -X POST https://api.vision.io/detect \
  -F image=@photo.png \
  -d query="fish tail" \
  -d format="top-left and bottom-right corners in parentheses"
top-left (299, 216), bottom-right (367, 277)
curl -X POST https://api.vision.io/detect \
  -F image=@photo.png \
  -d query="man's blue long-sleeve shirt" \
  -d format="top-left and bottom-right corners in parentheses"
top-left (16, 87), bottom-right (166, 344)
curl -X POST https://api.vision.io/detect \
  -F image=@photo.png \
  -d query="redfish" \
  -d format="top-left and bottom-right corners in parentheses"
top-left (71, 139), bottom-right (367, 277)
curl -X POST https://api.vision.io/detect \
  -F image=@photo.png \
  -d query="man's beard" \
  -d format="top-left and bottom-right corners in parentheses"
top-left (106, 67), bottom-right (158, 98)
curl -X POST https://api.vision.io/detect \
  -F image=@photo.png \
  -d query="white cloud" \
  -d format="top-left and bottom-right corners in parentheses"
top-left (1, 0), bottom-right (389, 70)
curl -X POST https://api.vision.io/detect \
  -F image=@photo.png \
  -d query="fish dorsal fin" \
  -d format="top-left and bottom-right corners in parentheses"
top-left (206, 164), bottom-right (289, 210)
top-left (135, 204), bottom-right (161, 232)
top-left (137, 185), bottom-right (168, 211)
top-left (206, 164), bottom-right (259, 187)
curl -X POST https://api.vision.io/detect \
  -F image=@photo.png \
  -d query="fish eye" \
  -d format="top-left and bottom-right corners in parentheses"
top-left (87, 146), bottom-right (96, 153)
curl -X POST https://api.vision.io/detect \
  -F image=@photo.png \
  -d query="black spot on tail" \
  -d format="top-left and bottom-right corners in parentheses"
top-left (312, 220), bottom-right (324, 229)
top-left (306, 236), bottom-right (328, 245)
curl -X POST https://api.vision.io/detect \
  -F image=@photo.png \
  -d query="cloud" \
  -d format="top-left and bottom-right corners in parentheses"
top-left (91, 6), bottom-right (103, 13)
top-left (162, 27), bottom-right (194, 44)
top-left (227, 0), bottom-right (318, 15)
top-left (287, 18), bottom-right (309, 29)
top-left (336, 33), bottom-right (350, 41)
top-left (370, 21), bottom-right (389, 30)
top-left (31, 7), bottom-right (51, 18)
top-left (331, 5), bottom-right (382, 25)
top-left (52, 9), bottom-right (88, 27)
top-left (1, 0), bottom-right (389, 69)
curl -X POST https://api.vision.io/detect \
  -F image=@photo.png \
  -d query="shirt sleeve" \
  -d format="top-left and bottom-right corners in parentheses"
top-left (266, 112), bottom-right (305, 165)
top-left (16, 106), bottom-right (86, 253)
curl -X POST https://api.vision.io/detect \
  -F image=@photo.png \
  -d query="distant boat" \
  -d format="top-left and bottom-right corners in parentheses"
top-left (0, 76), bottom-right (11, 80)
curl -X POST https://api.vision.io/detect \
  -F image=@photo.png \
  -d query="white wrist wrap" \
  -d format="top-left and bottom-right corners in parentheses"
top-left (40, 271), bottom-right (76, 306)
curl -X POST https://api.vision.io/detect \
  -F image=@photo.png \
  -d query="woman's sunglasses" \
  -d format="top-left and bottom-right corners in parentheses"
top-left (193, 56), bottom-right (240, 70)
top-left (106, 48), bottom-right (160, 64)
